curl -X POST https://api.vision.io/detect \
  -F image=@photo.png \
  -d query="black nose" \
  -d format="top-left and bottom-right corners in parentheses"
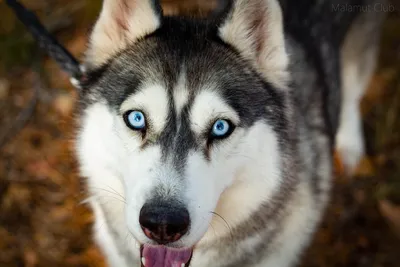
top-left (139, 202), bottom-right (190, 244)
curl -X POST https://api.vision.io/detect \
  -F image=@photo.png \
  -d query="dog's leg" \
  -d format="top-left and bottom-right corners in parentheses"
top-left (336, 3), bottom-right (386, 174)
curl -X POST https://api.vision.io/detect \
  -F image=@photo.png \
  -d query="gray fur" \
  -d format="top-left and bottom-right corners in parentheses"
top-left (81, 18), bottom-right (289, 169)
top-left (77, 0), bottom-right (387, 266)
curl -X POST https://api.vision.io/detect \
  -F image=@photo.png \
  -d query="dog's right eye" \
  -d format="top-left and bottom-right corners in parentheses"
top-left (123, 110), bottom-right (146, 130)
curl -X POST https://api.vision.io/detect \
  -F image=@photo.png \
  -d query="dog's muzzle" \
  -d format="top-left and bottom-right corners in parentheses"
top-left (139, 202), bottom-right (194, 267)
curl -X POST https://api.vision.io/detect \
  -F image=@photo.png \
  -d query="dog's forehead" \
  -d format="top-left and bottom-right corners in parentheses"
top-left (85, 17), bottom-right (286, 131)
top-left (86, 19), bottom-right (249, 106)
top-left (91, 39), bottom-right (265, 116)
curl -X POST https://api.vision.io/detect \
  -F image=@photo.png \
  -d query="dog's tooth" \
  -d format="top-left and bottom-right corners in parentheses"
top-left (181, 263), bottom-right (185, 267)
top-left (141, 257), bottom-right (146, 266)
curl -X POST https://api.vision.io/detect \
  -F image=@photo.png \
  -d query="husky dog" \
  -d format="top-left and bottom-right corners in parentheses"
top-left (75, 0), bottom-right (386, 266)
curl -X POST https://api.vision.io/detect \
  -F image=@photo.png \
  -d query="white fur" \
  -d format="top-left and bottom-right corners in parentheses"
top-left (253, 183), bottom-right (321, 267)
top-left (120, 84), bottom-right (169, 133)
top-left (77, 102), bottom-right (133, 267)
top-left (190, 89), bottom-right (240, 135)
top-left (90, 199), bottom-right (130, 267)
top-left (77, 75), bottom-right (284, 266)
top-left (197, 121), bottom-right (283, 244)
top-left (76, 1), bottom-right (334, 267)
top-left (218, 0), bottom-right (289, 89)
top-left (173, 71), bottom-right (190, 116)
top-left (335, 14), bottom-right (380, 174)
top-left (86, 0), bottom-right (161, 67)
top-left (185, 121), bottom-right (283, 247)
top-left (336, 58), bottom-right (368, 173)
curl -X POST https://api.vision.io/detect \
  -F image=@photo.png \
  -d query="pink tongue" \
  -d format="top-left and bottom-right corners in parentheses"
top-left (142, 244), bottom-right (192, 267)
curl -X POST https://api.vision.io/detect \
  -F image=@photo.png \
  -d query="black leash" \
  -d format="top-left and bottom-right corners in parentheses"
top-left (5, 0), bottom-right (84, 88)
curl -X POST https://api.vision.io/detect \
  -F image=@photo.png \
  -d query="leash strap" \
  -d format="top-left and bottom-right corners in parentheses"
top-left (5, 0), bottom-right (84, 86)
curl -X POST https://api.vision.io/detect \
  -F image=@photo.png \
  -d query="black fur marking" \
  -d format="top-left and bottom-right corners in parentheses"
top-left (78, 1), bottom-right (385, 266)
top-left (151, 0), bottom-right (164, 19)
top-left (83, 16), bottom-right (289, 172)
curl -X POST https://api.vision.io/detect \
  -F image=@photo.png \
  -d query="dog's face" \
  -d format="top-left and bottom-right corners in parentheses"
top-left (77, 1), bottom-right (290, 266)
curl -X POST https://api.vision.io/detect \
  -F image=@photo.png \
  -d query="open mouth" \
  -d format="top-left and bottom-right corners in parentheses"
top-left (140, 244), bottom-right (193, 267)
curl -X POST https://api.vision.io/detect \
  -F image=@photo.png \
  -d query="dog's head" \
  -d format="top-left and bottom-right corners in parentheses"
top-left (77, 0), bottom-right (292, 266)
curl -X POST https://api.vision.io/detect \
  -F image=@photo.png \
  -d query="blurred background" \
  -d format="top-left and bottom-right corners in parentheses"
top-left (0, 0), bottom-right (399, 266)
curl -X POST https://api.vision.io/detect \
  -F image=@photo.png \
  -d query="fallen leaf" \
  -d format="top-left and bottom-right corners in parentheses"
top-left (379, 200), bottom-right (400, 238)
top-left (24, 248), bottom-right (38, 267)
top-left (0, 77), bottom-right (10, 99)
top-left (52, 93), bottom-right (75, 117)
top-left (354, 157), bottom-right (376, 177)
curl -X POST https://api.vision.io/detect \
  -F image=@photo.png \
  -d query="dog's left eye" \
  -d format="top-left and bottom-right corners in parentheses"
top-left (124, 110), bottom-right (146, 130)
top-left (210, 119), bottom-right (234, 138)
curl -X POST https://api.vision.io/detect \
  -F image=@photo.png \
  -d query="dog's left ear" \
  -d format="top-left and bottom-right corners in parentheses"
top-left (85, 0), bottom-right (162, 68)
top-left (218, 0), bottom-right (289, 88)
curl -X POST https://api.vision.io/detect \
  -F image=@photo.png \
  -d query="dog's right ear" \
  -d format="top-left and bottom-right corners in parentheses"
top-left (85, 0), bottom-right (162, 68)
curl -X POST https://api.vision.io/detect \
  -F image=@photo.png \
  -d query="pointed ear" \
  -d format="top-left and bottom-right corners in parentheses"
top-left (85, 0), bottom-right (162, 68)
top-left (218, 0), bottom-right (289, 88)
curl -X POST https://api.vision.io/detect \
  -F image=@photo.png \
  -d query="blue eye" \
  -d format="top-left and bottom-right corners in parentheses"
top-left (211, 119), bottom-right (231, 137)
top-left (124, 111), bottom-right (146, 130)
